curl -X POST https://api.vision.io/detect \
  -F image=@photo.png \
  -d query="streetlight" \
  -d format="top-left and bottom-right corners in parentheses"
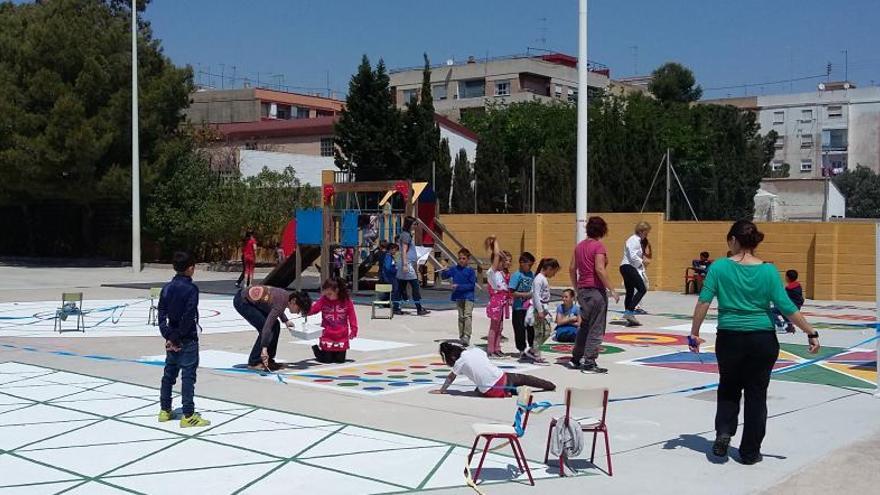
top-left (575, 0), bottom-right (588, 242)
top-left (131, 1), bottom-right (141, 272)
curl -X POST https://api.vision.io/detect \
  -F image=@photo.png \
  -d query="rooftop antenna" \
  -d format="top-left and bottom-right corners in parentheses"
top-left (536, 17), bottom-right (548, 49)
top-left (219, 64), bottom-right (225, 89)
top-left (629, 45), bottom-right (639, 75)
top-left (230, 65), bottom-right (237, 89)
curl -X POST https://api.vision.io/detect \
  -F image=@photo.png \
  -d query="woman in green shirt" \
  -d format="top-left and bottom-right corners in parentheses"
top-left (690, 220), bottom-right (819, 465)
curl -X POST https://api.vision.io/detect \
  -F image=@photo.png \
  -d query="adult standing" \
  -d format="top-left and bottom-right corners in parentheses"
top-left (690, 220), bottom-right (819, 464)
top-left (233, 285), bottom-right (311, 371)
top-left (619, 221), bottom-right (651, 326)
top-left (394, 216), bottom-right (429, 316)
top-left (569, 216), bottom-right (620, 373)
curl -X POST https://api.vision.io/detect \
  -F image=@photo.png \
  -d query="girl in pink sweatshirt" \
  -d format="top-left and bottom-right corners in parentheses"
top-left (309, 278), bottom-right (358, 363)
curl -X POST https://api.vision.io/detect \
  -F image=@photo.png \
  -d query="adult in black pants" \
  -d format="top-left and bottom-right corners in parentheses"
top-left (690, 220), bottom-right (819, 465)
top-left (233, 286), bottom-right (311, 371)
top-left (619, 221), bottom-right (651, 326)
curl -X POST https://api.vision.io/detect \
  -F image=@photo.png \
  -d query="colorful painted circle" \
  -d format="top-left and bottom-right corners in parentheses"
top-left (542, 343), bottom-right (625, 355)
top-left (364, 371), bottom-right (383, 376)
top-left (410, 371), bottom-right (430, 375)
top-left (604, 332), bottom-right (689, 345)
top-left (387, 375), bottom-right (408, 379)
top-left (363, 386), bottom-right (384, 391)
top-left (409, 365), bottom-right (428, 369)
top-left (387, 368), bottom-right (407, 372)
top-left (336, 382), bottom-right (360, 387)
top-left (389, 382), bottom-right (410, 387)
top-left (312, 378), bottom-right (333, 383)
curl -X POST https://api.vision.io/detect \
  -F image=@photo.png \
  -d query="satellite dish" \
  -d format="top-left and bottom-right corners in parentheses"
top-left (818, 83), bottom-right (826, 91)
top-left (446, 59), bottom-right (454, 66)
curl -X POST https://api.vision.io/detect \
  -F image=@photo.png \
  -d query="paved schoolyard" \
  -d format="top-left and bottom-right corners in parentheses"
top-left (0, 265), bottom-right (877, 494)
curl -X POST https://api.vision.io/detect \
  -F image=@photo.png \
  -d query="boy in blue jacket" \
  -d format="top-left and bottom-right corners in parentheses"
top-left (157, 252), bottom-right (210, 428)
top-left (382, 242), bottom-right (399, 304)
top-left (441, 248), bottom-right (477, 344)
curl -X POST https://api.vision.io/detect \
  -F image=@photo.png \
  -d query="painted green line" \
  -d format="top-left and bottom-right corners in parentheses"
top-left (416, 445), bottom-right (455, 490)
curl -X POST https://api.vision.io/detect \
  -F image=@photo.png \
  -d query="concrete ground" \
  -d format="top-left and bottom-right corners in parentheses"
top-left (0, 265), bottom-right (877, 494)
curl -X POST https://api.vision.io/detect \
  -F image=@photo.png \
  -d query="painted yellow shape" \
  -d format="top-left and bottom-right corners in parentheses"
top-left (411, 182), bottom-right (428, 204)
top-left (821, 362), bottom-right (877, 385)
top-left (378, 190), bottom-right (395, 207)
top-left (777, 350), bottom-right (803, 363)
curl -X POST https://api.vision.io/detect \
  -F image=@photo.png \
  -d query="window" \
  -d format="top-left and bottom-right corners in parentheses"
top-left (402, 89), bottom-right (419, 103)
top-left (276, 105), bottom-right (291, 120)
top-left (800, 159), bottom-right (813, 172)
top-left (568, 88), bottom-right (577, 103)
top-left (296, 107), bottom-right (310, 119)
top-left (800, 133), bottom-right (813, 148)
top-left (827, 105), bottom-right (843, 119)
top-left (800, 109), bottom-right (813, 122)
top-left (320, 137), bottom-right (334, 157)
top-left (554, 85), bottom-right (563, 98)
top-left (432, 84), bottom-right (447, 100)
top-left (494, 80), bottom-right (510, 97)
top-left (774, 135), bottom-right (785, 149)
top-left (316, 109), bottom-right (334, 117)
top-left (822, 129), bottom-right (848, 150)
top-left (458, 79), bottom-right (486, 99)
top-left (260, 102), bottom-right (271, 118)
top-left (773, 111), bottom-right (784, 124)
top-left (771, 160), bottom-right (784, 171)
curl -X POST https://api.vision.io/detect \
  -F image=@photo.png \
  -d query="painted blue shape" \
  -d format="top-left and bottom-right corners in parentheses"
top-left (296, 208), bottom-right (323, 245)
top-left (636, 352), bottom-right (718, 364)
top-left (389, 382), bottom-right (410, 387)
top-left (340, 210), bottom-right (359, 247)
top-left (363, 386), bottom-right (385, 391)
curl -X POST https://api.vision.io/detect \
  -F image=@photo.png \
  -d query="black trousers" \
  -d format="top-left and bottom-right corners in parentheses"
top-left (233, 290), bottom-right (280, 366)
top-left (714, 330), bottom-right (779, 457)
top-left (512, 309), bottom-right (534, 352)
top-left (505, 372), bottom-right (555, 392)
top-left (312, 345), bottom-right (346, 364)
top-left (619, 264), bottom-right (647, 311)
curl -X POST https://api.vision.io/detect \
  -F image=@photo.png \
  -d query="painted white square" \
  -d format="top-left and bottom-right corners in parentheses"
top-left (245, 409), bottom-right (339, 429)
top-left (291, 338), bottom-right (413, 352)
top-left (0, 403), bottom-right (30, 415)
top-left (51, 395), bottom-right (156, 417)
top-left (0, 403), bottom-right (100, 425)
top-left (60, 481), bottom-right (136, 494)
top-left (110, 438), bottom-right (275, 476)
top-left (0, 392), bottom-right (34, 406)
top-left (0, 419), bottom-right (100, 451)
top-left (140, 350), bottom-right (254, 370)
top-left (93, 382), bottom-right (159, 399)
top-left (298, 425), bottom-right (443, 458)
top-left (0, 362), bottom-right (54, 374)
top-left (205, 425), bottom-right (343, 458)
top-left (0, 453), bottom-right (81, 488)
top-left (241, 460), bottom-right (400, 495)
top-left (302, 445), bottom-right (452, 488)
top-left (17, 438), bottom-right (180, 478)
top-left (106, 463), bottom-right (281, 495)
top-left (0, 371), bottom-right (52, 386)
top-left (20, 418), bottom-right (178, 450)
top-left (0, 481), bottom-right (83, 494)
top-left (40, 372), bottom-right (112, 387)
top-left (0, 383), bottom-right (89, 402)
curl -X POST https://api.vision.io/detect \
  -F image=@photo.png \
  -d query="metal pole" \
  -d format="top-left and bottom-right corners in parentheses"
top-left (875, 222), bottom-right (879, 397)
top-left (131, 1), bottom-right (141, 272)
top-left (575, 0), bottom-right (589, 242)
top-left (665, 148), bottom-right (671, 220)
top-left (531, 155), bottom-right (536, 214)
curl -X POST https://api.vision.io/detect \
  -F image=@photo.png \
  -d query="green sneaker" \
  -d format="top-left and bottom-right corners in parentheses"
top-left (158, 409), bottom-right (173, 422)
top-left (180, 413), bottom-right (211, 428)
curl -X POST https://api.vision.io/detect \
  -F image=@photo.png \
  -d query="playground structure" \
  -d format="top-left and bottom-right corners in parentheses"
top-left (262, 173), bottom-right (484, 292)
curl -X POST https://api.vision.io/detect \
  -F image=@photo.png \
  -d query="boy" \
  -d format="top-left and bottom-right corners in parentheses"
top-left (441, 248), bottom-right (477, 344)
top-left (381, 242), bottom-right (399, 303)
top-left (431, 341), bottom-right (555, 398)
top-left (775, 270), bottom-right (804, 333)
top-left (157, 252), bottom-right (210, 428)
top-left (509, 252), bottom-right (536, 360)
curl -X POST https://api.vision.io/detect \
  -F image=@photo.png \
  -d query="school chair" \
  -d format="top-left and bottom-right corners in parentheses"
top-left (543, 387), bottom-right (613, 476)
top-left (54, 292), bottom-right (85, 333)
top-left (147, 287), bottom-right (162, 326)
top-left (467, 387), bottom-right (535, 486)
top-left (684, 267), bottom-right (703, 294)
top-left (371, 283), bottom-right (394, 319)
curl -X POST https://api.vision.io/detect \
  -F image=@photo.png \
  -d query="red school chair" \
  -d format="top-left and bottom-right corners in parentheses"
top-left (543, 387), bottom-right (613, 476)
top-left (467, 387), bottom-right (536, 486)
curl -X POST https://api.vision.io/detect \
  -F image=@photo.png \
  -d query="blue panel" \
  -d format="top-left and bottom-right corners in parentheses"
top-left (340, 210), bottom-right (359, 247)
top-left (296, 209), bottom-right (323, 245)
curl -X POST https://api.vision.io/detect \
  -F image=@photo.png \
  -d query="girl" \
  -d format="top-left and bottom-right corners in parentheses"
top-left (309, 278), bottom-right (358, 364)
top-left (241, 231), bottom-right (257, 287)
top-left (554, 288), bottom-right (581, 343)
top-left (433, 341), bottom-right (555, 397)
top-left (529, 258), bottom-right (560, 364)
top-left (484, 236), bottom-right (510, 358)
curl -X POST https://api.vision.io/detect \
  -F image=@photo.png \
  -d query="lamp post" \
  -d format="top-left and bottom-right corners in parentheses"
top-left (131, 1), bottom-right (141, 272)
top-left (575, 0), bottom-right (588, 242)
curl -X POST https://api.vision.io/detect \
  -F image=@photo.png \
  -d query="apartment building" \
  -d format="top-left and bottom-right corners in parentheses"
top-left (388, 53), bottom-right (640, 122)
top-left (705, 84), bottom-right (880, 178)
top-left (187, 87), bottom-right (344, 124)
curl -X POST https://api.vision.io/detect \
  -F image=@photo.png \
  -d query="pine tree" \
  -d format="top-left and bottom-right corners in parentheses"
top-left (451, 149), bottom-right (474, 213)
top-left (433, 138), bottom-right (452, 212)
top-left (334, 55), bottom-right (402, 181)
top-left (401, 54), bottom-right (441, 182)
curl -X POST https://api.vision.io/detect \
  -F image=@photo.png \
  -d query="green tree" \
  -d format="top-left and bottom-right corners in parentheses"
top-left (401, 54), bottom-right (441, 182)
top-left (450, 149), bottom-right (474, 213)
top-left (333, 55), bottom-right (402, 181)
top-left (648, 62), bottom-right (703, 103)
top-left (433, 138), bottom-right (452, 212)
top-left (834, 166), bottom-right (880, 218)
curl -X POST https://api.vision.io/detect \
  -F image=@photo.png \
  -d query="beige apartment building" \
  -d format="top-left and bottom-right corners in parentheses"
top-left (389, 53), bottom-right (642, 121)
top-left (187, 87), bottom-right (344, 124)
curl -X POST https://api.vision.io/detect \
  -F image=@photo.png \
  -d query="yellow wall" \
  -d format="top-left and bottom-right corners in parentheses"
top-left (441, 213), bottom-right (878, 302)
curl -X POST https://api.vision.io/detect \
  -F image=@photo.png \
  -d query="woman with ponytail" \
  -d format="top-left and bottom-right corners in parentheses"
top-left (690, 220), bottom-right (819, 465)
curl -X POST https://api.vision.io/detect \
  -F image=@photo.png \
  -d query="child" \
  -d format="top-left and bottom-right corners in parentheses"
top-left (529, 258), bottom-right (560, 364)
top-left (509, 252), bottom-right (536, 360)
top-left (242, 231), bottom-right (257, 287)
top-left (554, 288), bottom-right (581, 343)
top-left (157, 252), bottom-right (210, 428)
top-left (484, 237), bottom-right (510, 358)
top-left (309, 278), bottom-right (358, 363)
top-left (432, 341), bottom-right (555, 397)
top-left (275, 243), bottom-right (286, 265)
top-left (774, 269), bottom-right (804, 333)
top-left (233, 284), bottom-right (312, 371)
top-left (382, 242), bottom-right (399, 303)
top-left (441, 248), bottom-right (477, 344)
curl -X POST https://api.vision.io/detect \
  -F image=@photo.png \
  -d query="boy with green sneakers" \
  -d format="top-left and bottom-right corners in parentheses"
top-left (157, 252), bottom-right (210, 428)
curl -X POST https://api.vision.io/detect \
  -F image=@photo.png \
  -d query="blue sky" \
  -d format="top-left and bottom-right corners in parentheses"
top-left (143, 0), bottom-right (880, 99)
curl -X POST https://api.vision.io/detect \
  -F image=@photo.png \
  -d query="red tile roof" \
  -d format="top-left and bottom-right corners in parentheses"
top-left (214, 116), bottom-right (338, 140)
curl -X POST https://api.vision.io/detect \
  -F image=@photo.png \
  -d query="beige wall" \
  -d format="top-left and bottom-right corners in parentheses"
top-left (441, 213), bottom-right (878, 302)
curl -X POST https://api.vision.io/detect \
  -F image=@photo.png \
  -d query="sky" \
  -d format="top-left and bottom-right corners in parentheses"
top-left (142, 0), bottom-right (880, 99)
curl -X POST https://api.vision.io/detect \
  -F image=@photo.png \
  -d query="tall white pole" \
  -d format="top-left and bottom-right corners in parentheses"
top-left (875, 222), bottom-right (879, 397)
top-left (131, 2), bottom-right (141, 272)
top-left (575, 0), bottom-right (589, 242)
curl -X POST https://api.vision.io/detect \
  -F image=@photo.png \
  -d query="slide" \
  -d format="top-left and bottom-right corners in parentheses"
top-left (261, 245), bottom-right (322, 288)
